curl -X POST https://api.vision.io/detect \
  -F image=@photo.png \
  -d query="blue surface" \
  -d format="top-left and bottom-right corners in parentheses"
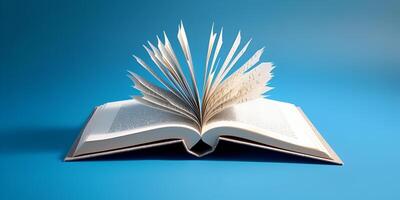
top-left (1, 0), bottom-right (399, 199)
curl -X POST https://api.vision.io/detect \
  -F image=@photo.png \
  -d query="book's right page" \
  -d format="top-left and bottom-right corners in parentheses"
top-left (202, 98), bottom-right (342, 164)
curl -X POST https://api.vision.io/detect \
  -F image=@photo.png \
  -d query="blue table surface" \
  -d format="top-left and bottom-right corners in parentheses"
top-left (1, 0), bottom-right (399, 199)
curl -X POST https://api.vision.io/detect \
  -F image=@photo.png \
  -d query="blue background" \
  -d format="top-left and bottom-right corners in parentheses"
top-left (1, 0), bottom-right (399, 199)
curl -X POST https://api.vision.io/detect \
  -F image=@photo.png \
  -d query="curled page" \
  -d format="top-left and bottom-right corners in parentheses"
top-left (134, 96), bottom-right (200, 127)
top-left (130, 23), bottom-right (274, 127)
top-left (204, 62), bottom-right (273, 121)
top-left (138, 95), bottom-right (200, 126)
top-left (129, 72), bottom-right (198, 120)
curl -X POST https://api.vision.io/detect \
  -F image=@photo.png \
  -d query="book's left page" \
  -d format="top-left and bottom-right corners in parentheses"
top-left (66, 99), bottom-right (201, 160)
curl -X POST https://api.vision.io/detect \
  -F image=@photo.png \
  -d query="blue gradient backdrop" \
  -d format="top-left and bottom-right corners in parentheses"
top-left (1, 0), bottom-right (399, 199)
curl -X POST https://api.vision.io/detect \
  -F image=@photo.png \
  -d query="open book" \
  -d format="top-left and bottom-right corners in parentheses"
top-left (66, 23), bottom-right (342, 164)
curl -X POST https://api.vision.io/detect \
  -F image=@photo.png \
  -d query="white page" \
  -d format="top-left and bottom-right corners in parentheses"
top-left (204, 62), bottom-right (273, 121)
top-left (206, 98), bottom-right (326, 151)
top-left (130, 72), bottom-right (197, 118)
top-left (86, 99), bottom-right (198, 141)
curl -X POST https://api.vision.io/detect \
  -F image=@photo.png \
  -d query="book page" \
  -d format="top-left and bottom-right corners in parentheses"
top-left (130, 23), bottom-right (274, 128)
top-left (73, 99), bottom-right (201, 157)
top-left (108, 100), bottom-right (194, 133)
top-left (204, 62), bottom-right (273, 122)
top-left (87, 100), bottom-right (197, 139)
top-left (205, 98), bottom-right (326, 152)
top-left (135, 96), bottom-right (200, 126)
top-left (129, 72), bottom-right (198, 121)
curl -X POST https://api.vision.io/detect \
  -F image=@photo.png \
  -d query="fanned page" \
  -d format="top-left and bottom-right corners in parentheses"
top-left (130, 22), bottom-right (273, 129)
